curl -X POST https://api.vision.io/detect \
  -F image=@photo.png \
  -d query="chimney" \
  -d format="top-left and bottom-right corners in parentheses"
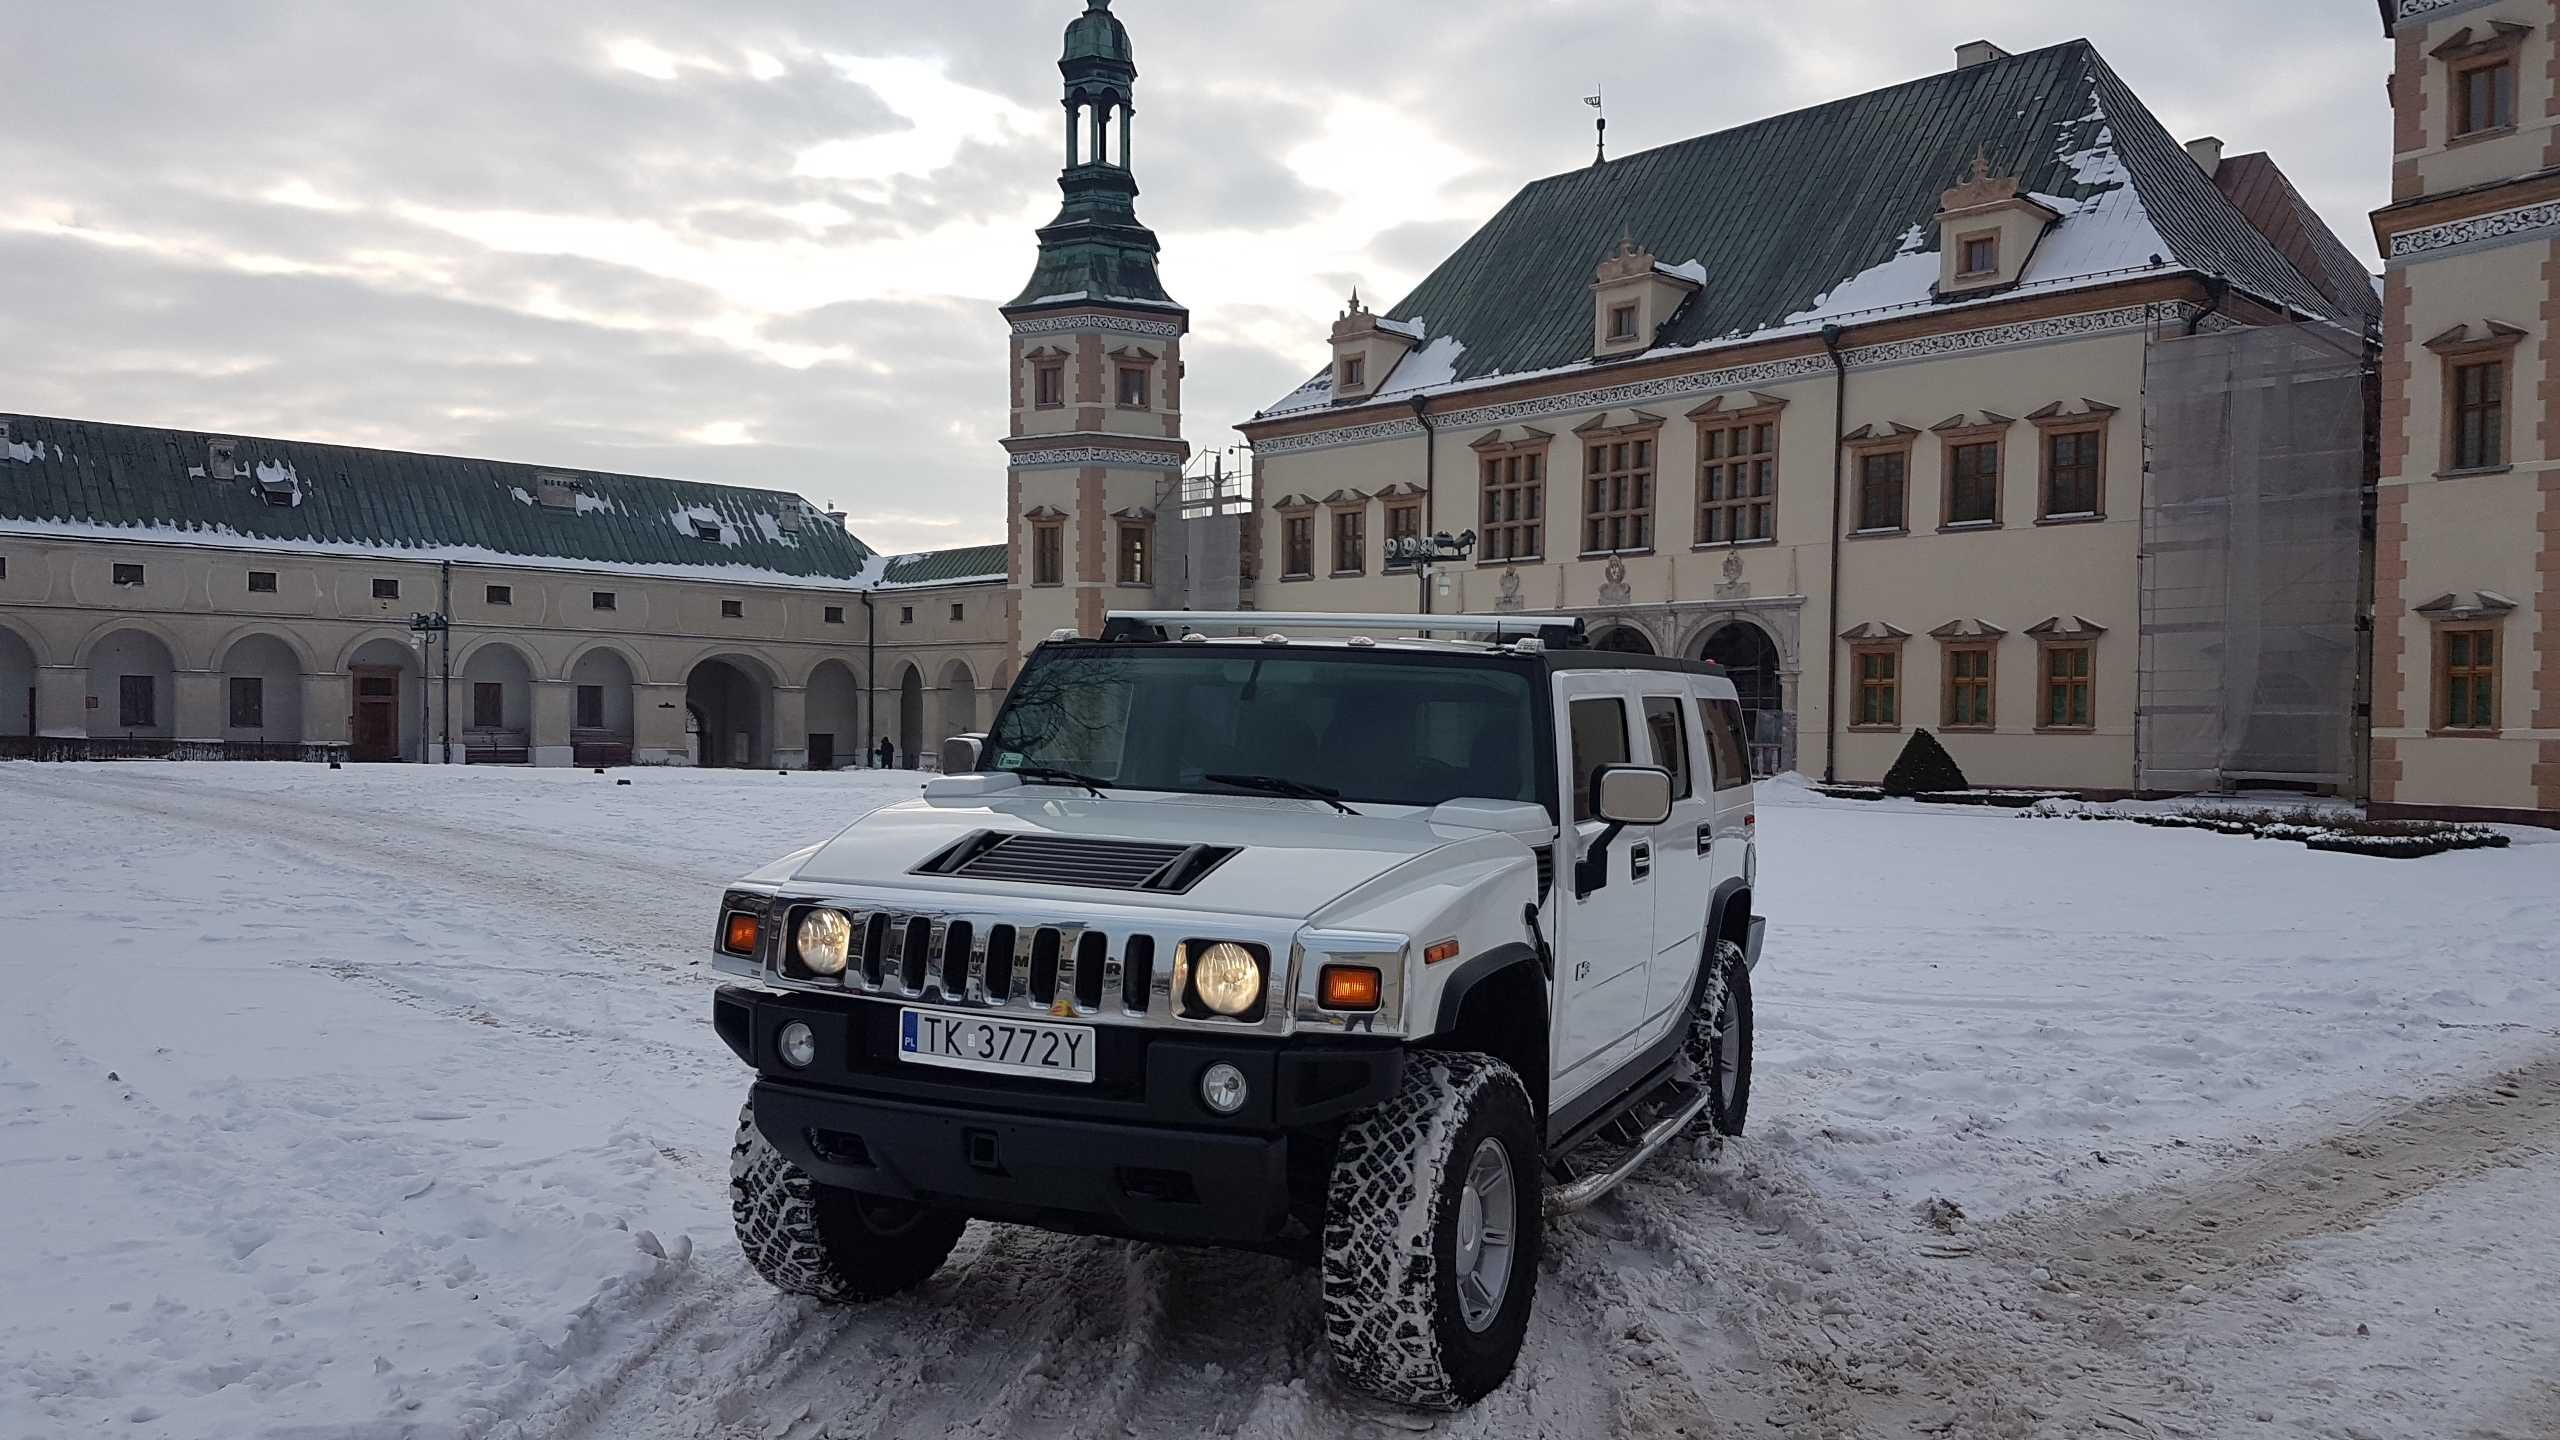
top-left (1955, 40), bottom-right (2010, 70)
top-left (825, 504), bottom-right (849, 532)
top-left (2184, 136), bottom-right (2225, 178)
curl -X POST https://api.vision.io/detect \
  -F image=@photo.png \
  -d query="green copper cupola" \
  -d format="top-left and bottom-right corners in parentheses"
top-left (1007, 0), bottom-right (1179, 311)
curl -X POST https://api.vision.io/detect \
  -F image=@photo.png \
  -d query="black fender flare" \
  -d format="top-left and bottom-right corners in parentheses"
top-left (1428, 941), bottom-right (1546, 1037)
top-left (1692, 878), bottom-right (1753, 1001)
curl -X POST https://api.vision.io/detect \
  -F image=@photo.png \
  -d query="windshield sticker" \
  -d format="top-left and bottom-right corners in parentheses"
top-left (998, 751), bottom-right (1028, 770)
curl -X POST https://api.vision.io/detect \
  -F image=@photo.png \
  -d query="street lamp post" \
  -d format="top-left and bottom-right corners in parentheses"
top-left (408, 611), bottom-right (449, 764)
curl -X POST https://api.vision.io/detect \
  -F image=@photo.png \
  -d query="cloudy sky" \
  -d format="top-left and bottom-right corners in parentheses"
top-left (0, 1), bottom-right (2392, 556)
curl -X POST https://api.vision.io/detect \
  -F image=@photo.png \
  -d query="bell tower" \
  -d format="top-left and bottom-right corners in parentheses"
top-left (1002, 0), bottom-right (1190, 664)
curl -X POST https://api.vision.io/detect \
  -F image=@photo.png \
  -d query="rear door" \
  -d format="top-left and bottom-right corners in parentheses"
top-left (1549, 671), bottom-right (1663, 1107)
top-left (1642, 692), bottom-right (1711, 1024)
top-left (1697, 685), bottom-right (1758, 916)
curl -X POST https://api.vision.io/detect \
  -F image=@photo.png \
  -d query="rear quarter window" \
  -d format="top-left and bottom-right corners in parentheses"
top-left (1702, 696), bottom-right (1751, 792)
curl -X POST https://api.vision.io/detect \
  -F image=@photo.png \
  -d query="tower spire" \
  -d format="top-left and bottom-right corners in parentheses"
top-left (1009, 0), bottom-right (1176, 311)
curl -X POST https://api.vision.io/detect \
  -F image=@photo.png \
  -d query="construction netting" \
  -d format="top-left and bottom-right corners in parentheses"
top-left (2139, 321), bottom-right (2369, 796)
top-left (1151, 462), bottom-right (1248, 612)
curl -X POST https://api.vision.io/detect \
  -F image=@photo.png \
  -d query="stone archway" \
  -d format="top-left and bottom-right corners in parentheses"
top-left (686, 656), bottom-right (772, 769)
top-left (897, 665), bottom-right (925, 769)
top-left (936, 658), bottom-right (980, 754)
top-left (1591, 625), bottom-right (1657, 655)
top-left (569, 648), bottom-right (638, 766)
top-left (346, 636), bottom-right (425, 763)
top-left (458, 641), bottom-right (537, 763)
top-left (218, 633), bottom-right (307, 752)
top-left (0, 622), bottom-right (37, 739)
top-left (806, 660), bottom-right (863, 771)
top-left (1697, 621), bottom-right (1788, 776)
top-left (83, 627), bottom-right (178, 744)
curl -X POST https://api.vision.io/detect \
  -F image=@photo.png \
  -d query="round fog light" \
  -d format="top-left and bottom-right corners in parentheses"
top-left (1199, 1062), bottom-right (1249, 1115)
top-left (778, 1021), bottom-right (817, 1070)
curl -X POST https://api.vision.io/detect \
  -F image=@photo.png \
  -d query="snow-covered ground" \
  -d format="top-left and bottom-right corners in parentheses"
top-left (1, 764), bottom-right (2553, 1440)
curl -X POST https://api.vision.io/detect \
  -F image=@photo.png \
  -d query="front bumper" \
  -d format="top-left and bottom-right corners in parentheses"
top-left (716, 985), bottom-right (1402, 1249)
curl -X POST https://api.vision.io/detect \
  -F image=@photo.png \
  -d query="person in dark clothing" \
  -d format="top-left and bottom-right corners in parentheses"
top-left (876, 736), bottom-right (896, 769)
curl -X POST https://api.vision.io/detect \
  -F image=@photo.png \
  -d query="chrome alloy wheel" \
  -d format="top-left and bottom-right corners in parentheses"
top-left (1453, 1136), bottom-right (1518, 1333)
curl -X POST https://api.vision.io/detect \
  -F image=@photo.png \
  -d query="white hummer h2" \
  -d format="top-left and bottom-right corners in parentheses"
top-left (710, 612), bottom-right (1763, 1409)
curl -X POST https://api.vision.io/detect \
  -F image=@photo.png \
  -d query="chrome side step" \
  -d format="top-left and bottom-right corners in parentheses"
top-left (1543, 1082), bottom-right (1716, 1215)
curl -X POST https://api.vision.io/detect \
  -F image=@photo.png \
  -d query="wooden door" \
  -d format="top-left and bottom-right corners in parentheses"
top-left (352, 669), bottom-right (401, 762)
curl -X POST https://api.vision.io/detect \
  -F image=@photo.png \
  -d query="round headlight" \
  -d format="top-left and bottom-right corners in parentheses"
top-left (1200, 1062), bottom-right (1248, 1115)
top-left (1192, 942), bottom-right (1263, 1017)
top-left (778, 1020), bottom-right (817, 1069)
top-left (795, 909), bottom-right (852, 978)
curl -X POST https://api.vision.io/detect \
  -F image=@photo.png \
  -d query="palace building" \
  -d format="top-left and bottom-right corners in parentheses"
top-left (2369, 0), bottom-right (2560, 825)
top-left (1237, 36), bottom-right (2385, 800)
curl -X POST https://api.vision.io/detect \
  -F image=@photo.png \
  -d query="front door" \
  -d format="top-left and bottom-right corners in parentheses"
top-left (809, 732), bottom-right (836, 772)
top-left (1550, 672), bottom-right (1662, 1108)
top-left (351, 669), bottom-right (400, 762)
top-left (1641, 692), bottom-right (1713, 1026)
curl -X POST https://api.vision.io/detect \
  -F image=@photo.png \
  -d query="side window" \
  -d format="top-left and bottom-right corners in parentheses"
top-left (1641, 696), bottom-right (1693, 799)
top-left (1703, 697), bottom-right (1751, 792)
top-left (1568, 696), bottom-right (1630, 823)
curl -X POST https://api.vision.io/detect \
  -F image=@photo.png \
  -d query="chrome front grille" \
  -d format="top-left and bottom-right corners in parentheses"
top-left (787, 906), bottom-right (1172, 1019)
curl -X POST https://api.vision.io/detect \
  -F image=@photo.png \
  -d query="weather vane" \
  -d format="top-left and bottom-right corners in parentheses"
top-left (1586, 85), bottom-right (1606, 165)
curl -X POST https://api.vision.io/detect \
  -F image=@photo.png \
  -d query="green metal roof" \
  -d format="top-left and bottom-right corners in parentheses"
top-left (0, 413), bottom-right (880, 587)
top-left (877, 544), bottom-right (1010, 589)
top-left (1266, 40), bottom-right (2354, 411)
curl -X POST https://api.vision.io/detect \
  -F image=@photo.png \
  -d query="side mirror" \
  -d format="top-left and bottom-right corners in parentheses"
top-left (941, 734), bottom-right (986, 775)
top-left (1593, 764), bottom-right (1674, 826)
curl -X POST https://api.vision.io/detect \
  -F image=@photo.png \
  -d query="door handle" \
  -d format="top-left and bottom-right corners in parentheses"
top-left (1696, 822), bottom-right (1713, 855)
top-left (1630, 842), bottom-right (1652, 881)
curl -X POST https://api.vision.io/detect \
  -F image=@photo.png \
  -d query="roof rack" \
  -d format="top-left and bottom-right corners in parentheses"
top-left (1102, 611), bottom-right (1588, 648)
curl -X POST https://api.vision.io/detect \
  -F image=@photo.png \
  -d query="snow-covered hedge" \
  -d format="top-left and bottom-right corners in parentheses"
top-left (2020, 801), bottom-right (2510, 858)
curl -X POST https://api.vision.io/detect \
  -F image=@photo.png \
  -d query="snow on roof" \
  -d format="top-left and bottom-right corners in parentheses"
top-left (0, 515), bottom-right (894, 592)
top-left (1658, 259), bottom-right (1709, 286)
top-left (1377, 315), bottom-right (1428, 341)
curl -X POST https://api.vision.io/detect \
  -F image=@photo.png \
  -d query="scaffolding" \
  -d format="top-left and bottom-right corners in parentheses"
top-left (1151, 456), bottom-right (1249, 612)
top-left (2139, 322), bottom-right (2371, 796)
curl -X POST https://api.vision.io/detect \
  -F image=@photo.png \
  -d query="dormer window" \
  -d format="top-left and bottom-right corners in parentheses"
top-left (1935, 150), bottom-right (2058, 296)
top-left (1589, 238), bottom-right (1700, 358)
top-left (1339, 356), bottom-right (1366, 390)
top-left (207, 441), bottom-right (238, 480)
top-left (1327, 289), bottom-right (1419, 403)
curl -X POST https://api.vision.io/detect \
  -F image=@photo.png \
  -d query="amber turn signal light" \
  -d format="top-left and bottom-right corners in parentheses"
top-left (1423, 939), bottom-right (1462, 966)
top-left (1319, 965), bottom-right (1382, 1011)
top-left (722, 911), bottom-right (762, 956)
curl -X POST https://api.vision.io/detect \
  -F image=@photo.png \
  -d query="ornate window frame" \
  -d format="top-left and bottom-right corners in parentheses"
top-left (2426, 322), bottom-right (2523, 475)
top-left (1575, 410), bottom-right (1664, 557)
top-left (1471, 427), bottom-right (1554, 565)
top-left (1844, 423), bottom-right (1919, 538)
top-left (2030, 400), bottom-right (2116, 522)
top-left (1933, 413), bottom-right (2015, 531)
top-left (1691, 392), bottom-right (1786, 549)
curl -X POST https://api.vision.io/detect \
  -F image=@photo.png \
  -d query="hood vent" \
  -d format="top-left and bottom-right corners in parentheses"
top-left (917, 832), bottom-right (1239, 894)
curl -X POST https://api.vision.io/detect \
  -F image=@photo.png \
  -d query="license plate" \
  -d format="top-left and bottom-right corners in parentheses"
top-left (898, 1009), bottom-right (1096, 1084)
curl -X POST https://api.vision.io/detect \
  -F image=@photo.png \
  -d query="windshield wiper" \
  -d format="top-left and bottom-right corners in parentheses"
top-left (1206, 773), bottom-right (1361, 817)
top-left (1007, 765), bottom-right (1112, 799)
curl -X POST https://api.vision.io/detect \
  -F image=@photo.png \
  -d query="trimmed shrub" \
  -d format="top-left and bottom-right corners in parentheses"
top-left (1882, 729), bottom-right (1970, 797)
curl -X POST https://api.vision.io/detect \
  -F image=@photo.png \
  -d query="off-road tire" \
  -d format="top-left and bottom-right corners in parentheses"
top-left (1321, 1052), bottom-right (1542, 1410)
top-left (1680, 939), bottom-right (1754, 1139)
top-left (730, 1101), bottom-right (967, 1302)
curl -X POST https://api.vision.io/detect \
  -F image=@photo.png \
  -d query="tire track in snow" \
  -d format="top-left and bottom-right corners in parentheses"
top-left (1996, 1055), bottom-right (2560, 1301)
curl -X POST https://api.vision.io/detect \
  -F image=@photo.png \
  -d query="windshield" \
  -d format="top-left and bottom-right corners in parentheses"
top-left (984, 647), bottom-right (1547, 809)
